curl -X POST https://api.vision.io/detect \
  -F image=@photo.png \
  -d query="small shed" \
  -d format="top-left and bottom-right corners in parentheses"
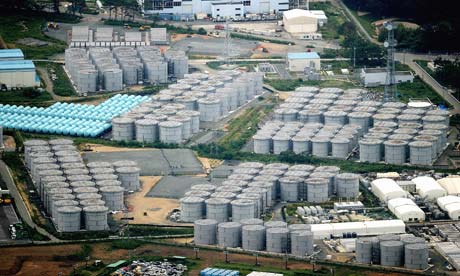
top-left (287, 52), bottom-right (321, 72)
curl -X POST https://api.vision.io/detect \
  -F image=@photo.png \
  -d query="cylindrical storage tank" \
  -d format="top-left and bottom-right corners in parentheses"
top-left (240, 218), bottom-right (264, 226)
top-left (384, 140), bottom-right (408, 165)
top-left (423, 115), bottom-right (446, 126)
top-left (355, 237), bottom-right (375, 264)
top-left (159, 121), bottom-right (183, 144)
top-left (247, 182), bottom-right (273, 207)
top-left (305, 178), bottom-right (329, 203)
top-left (191, 184), bottom-right (217, 193)
top-left (324, 111), bottom-right (348, 125)
top-left (409, 141), bottom-right (433, 165)
top-left (404, 243), bottom-right (428, 270)
top-left (266, 227), bottom-right (290, 253)
top-left (89, 167), bottom-right (114, 176)
top-left (309, 171), bottom-right (336, 196)
top-left (115, 167), bottom-right (140, 191)
top-left (211, 192), bottom-right (237, 201)
top-left (92, 174), bottom-right (118, 182)
top-left (311, 136), bottom-right (330, 157)
top-left (194, 219), bottom-right (218, 245)
top-left (69, 181), bottom-right (96, 189)
top-left (99, 185), bottom-right (124, 211)
top-left (180, 196), bottom-right (205, 222)
top-left (264, 220), bottom-right (287, 229)
top-left (221, 180), bottom-right (249, 188)
top-left (331, 138), bottom-right (350, 159)
top-left (380, 240), bottom-right (404, 267)
top-left (55, 206), bottom-right (81, 232)
top-left (169, 115), bottom-right (192, 140)
top-left (135, 119), bottom-right (159, 143)
top-left (177, 110), bottom-right (200, 133)
top-left (242, 187), bottom-right (268, 210)
top-left (272, 134), bottom-right (291, 155)
top-left (217, 221), bottom-right (242, 248)
top-left (184, 190), bottom-right (211, 199)
top-left (236, 193), bottom-right (262, 218)
top-left (413, 135), bottom-right (438, 159)
top-left (206, 198), bottom-right (230, 223)
top-left (52, 199), bottom-right (78, 219)
top-left (292, 135), bottom-right (311, 154)
top-left (112, 160), bottom-right (138, 169)
top-left (242, 224), bottom-right (266, 251)
top-left (279, 177), bottom-right (301, 202)
top-left (231, 199), bottom-right (256, 221)
top-left (215, 185), bottom-right (243, 194)
top-left (87, 161), bottom-right (113, 169)
top-left (83, 205), bottom-right (108, 231)
top-left (228, 174), bottom-right (254, 182)
top-left (76, 193), bottom-right (102, 202)
top-left (291, 230), bottom-right (314, 257)
top-left (335, 173), bottom-right (359, 198)
top-left (112, 117), bottom-right (135, 141)
top-left (253, 133), bottom-right (272, 154)
top-left (359, 139), bottom-right (383, 163)
top-left (397, 114), bottom-right (421, 124)
top-left (198, 97), bottom-right (222, 122)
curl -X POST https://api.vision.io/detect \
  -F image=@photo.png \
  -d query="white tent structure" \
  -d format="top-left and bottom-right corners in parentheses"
top-left (437, 195), bottom-right (460, 220)
top-left (283, 9), bottom-right (318, 34)
top-left (309, 220), bottom-right (406, 239)
top-left (437, 177), bottom-right (460, 196)
top-left (387, 198), bottom-right (425, 222)
top-left (371, 178), bottom-right (407, 203)
top-left (412, 176), bottom-right (447, 201)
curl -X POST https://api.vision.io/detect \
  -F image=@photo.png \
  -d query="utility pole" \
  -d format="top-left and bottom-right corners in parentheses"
top-left (353, 46), bottom-right (356, 69)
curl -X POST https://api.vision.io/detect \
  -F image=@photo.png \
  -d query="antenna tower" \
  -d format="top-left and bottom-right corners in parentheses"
top-left (383, 22), bottom-right (398, 102)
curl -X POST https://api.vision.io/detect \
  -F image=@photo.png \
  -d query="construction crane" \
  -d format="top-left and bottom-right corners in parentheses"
top-left (383, 22), bottom-right (398, 102)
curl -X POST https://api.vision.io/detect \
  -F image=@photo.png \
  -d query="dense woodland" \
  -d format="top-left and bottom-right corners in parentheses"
top-left (344, 0), bottom-right (460, 52)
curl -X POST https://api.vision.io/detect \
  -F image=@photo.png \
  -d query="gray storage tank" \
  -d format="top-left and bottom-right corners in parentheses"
top-left (335, 173), bottom-right (360, 198)
top-left (291, 230), bottom-right (314, 257)
top-left (112, 117), bottom-right (135, 141)
top-left (231, 199), bottom-right (256, 221)
top-left (115, 166), bottom-right (140, 191)
top-left (384, 140), bottom-right (408, 165)
top-left (242, 224), bottom-right (266, 251)
top-left (404, 243), bottom-right (428, 270)
top-left (135, 119), bottom-right (159, 143)
top-left (279, 176), bottom-right (301, 202)
top-left (194, 219), bottom-right (218, 245)
top-left (380, 240), bottom-right (404, 267)
top-left (206, 197), bottom-right (230, 223)
top-left (180, 196), bottom-right (205, 222)
top-left (99, 185), bottom-right (124, 211)
top-left (83, 205), bottom-right (108, 231)
top-left (217, 221), bottom-right (242, 248)
top-left (355, 237), bottom-right (376, 264)
top-left (56, 206), bottom-right (82, 232)
top-left (266, 227), bottom-right (290, 253)
top-left (159, 121), bottom-right (183, 144)
top-left (305, 178), bottom-right (329, 203)
top-left (409, 141), bottom-right (432, 165)
top-left (359, 139), bottom-right (383, 163)
top-left (253, 133), bottom-right (272, 154)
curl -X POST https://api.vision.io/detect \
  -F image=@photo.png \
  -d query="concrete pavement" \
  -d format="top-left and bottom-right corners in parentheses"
top-left (0, 160), bottom-right (59, 242)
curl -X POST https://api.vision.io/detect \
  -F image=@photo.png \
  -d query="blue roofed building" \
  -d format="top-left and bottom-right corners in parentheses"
top-left (0, 49), bottom-right (40, 89)
top-left (0, 49), bottom-right (25, 61)
top-left (287, 52), bottom-right (321, 72)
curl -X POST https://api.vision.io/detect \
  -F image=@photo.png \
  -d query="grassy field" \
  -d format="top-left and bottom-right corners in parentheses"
top-left (36, 61), bottom-right (76, 96)
top-left (397, 77), bottom-right (448, 106)
top-left (345, 7), bottom-right (379, 38)
top-left (0, 89), bottom-right (53, 106)
top-left (0, 13), bottom-right (68, 59)
top-left (311, 3), bottom-right (348, 41)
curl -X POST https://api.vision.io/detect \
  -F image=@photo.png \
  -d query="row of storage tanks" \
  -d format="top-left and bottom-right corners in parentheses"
top-left (64, 46), bottom-right (188, 93)
top-left (359, 121), bottom-right (448, 166)
top-left (111, 71), bottom-right (264, 144)
top-left (180, 162), bottom-right (360, 223)
top-left (254, 86), bottom-right (450, 166)
top-left (24, 139), bottom-right (141, 232)
top-left (253, 121), bottom-right (361, 159)
top-left (194, 219), bottom-right (315, 258)
top-left (0, 94), bottom-right (149, 137)
top-left (356, 233), bottom-right (429, 270)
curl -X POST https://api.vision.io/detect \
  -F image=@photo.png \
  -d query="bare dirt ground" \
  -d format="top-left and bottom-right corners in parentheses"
top-left (113, 176), bottom-right (185, 225)
top-left (4, 135), bottom-right (16, 150)
top-left (82, 143), bottom-right (158, 153)
top-left (1, 242), bottom-right (413, 276)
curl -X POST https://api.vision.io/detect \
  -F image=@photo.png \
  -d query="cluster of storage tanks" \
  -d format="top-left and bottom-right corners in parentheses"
top-left (0, 94), bottom-right (149, 138)
top-left (111, 71), bottom-right (264, 144)
top-left (64, 46), bottom-right (188, 93)
top-left (180, 162), bottom-right (360, 223)
top-left (24, 139), bottom-right (141, 232)
top-left (253, 86), bottom-right (449, 166)
top-left (194, 218), bottom-right (315, 257)
top-left (356, 234), bottom-right (429, 270)
top-left (253, 121), bottom-right (361, 158)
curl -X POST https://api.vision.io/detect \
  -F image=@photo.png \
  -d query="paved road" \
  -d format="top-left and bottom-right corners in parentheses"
top-left (0, 160), bottom-right (59, 242)
top-left (395, 52), bottom-right (460, 114)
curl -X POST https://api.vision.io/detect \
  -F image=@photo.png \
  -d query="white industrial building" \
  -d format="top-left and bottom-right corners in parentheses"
top-left (437, 196), bottom-right (460, 220)
top-left (309, 220), bottom-right (406, 239)
top-left (437, 177), bottom-right (460, 196)
top-left (360, 68), bottom-right (414, 87)
top-left (141, 0), bottom-right (288, 17)
top-left (0, 49), bottom-right (40, 90)
top-left (387, 198), bottom-right (425, 222)
top-left (371, 178), bottom-right (407, 203)
top-left (287, 52), bottom-right (320, 72)
top-left (283, 9), bottom-right (318, 34)
top-left (412, 176), bottom-right (447, 201)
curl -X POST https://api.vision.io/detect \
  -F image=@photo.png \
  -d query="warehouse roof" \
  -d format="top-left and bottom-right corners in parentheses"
top-left (287, 52), bottom-right (320, 60)
top-left (388, 197), bottom-right (416, 213)
top-left (438, 177), bottom-right (460, 195)
top-left (371, 178), bottom-right (407, 202)
top-left (412, 176), bottom-right (446, 200)
top-left (309, 219), bottom-right (405, 239)
top-left (0, 49), bottom-right (24, 60)
top-left (0, 60), bottom-right (35, 71)
top-left (437, 195), bottom-right (460, 211)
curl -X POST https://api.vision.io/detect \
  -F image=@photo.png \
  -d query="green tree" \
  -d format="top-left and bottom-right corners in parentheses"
top-left (197, 27), bottom-right (207, 35)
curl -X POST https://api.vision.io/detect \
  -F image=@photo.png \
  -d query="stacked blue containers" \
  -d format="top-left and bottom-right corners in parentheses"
top-left (200, 268), bottom-right (240, 276)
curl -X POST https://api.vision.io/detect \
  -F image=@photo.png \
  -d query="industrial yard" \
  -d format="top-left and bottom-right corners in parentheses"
top-left (1, 0), bottom-right (460, 275)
